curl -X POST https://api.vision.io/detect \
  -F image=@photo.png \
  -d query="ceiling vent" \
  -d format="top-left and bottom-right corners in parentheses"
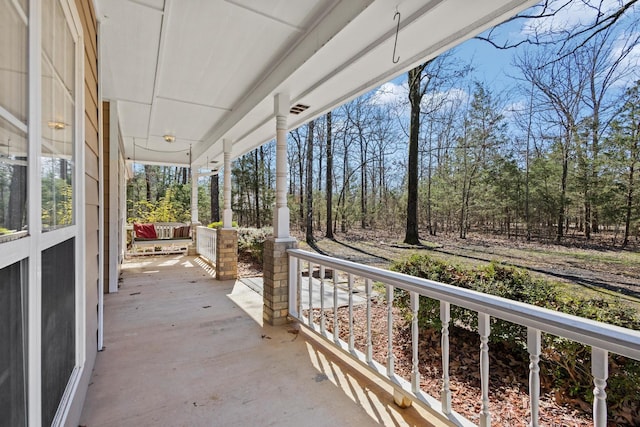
top-left (289, 104), bottom-right (309, 115)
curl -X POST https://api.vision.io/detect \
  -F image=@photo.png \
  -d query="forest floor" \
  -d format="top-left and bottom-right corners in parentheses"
top-left (236, 229), bottom-right (640, 426)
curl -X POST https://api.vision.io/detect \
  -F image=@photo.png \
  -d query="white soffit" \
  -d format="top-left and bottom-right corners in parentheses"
top-left (118, 102), bottom-right (151, 139)
top-left (125, 135), bottom-right (192, 166)
top-left (100, 0), bottom-right (162, 103)
top-left (157, 0), bottom-right (310, 108)
top-left (131, 0), bottom-right (165, 11)
top-left (149, 97), bottom-right (227, 142)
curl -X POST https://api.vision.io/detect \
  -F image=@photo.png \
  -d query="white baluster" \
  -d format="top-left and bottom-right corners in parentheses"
top-left (411, 292), bottom-right (420, 393)
top-left (319, 265), bottom-right (326, 334)
top-left (440, 301), bottom-right (451, 415)
top-left (527, 328), bottom-right (541, 427)
top-left (386, 284), bottom-right (395, 377)
top-left (333, 272), bottom-right (339, 343)
top-left (365, 278), bottom-right (373, 363)
top-left (592, 347), bottom-right (608, 427)
top-left (348, 273), bottom-right (354, 353)
top-left (308, 261), bottom-right (314, 329)
top-left (479, 312), bottom-right (491, 427)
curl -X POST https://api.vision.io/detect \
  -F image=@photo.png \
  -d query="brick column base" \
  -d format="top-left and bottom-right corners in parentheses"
top-left (263, 237), bottom-right (297, 326)
top-left (216, 228), bottom-right (238, 280)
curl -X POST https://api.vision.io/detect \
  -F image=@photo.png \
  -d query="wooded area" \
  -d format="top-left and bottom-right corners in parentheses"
top-left (123, 1), bottom-right (640, 248)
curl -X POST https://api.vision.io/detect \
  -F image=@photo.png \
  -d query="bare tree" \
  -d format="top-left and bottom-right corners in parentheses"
top-left (579, 27), bottom-right (640, 237)
top-left (477, 0), bottom-right (639, 60)
top-left (306, 121), bottom-right (315, 243)
top-left (516, 46), bottom-right (587, 241)
top-left (404, 63), bottom-right (428, 244)
top-left (210, 174), bottom-right (220, 223)
top-left (325, 111), bottom-right (334, 239)
top-left (289, 128), bottom-right (307, 230)
top-left (405, 53), bottom-right (471, 244)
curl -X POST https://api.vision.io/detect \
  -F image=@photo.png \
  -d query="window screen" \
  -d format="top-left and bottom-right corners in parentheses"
top-left (41, 238), bottom-right (75, 426)
top-left (0, 260), bottom-right (27, 427)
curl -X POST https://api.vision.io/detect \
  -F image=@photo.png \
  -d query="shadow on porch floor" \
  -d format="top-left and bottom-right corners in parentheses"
top-left (80, 255), bottom-right (435, 427)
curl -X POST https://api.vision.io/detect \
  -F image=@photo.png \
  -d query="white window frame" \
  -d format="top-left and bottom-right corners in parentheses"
top-left (0, 0), bottom-right (29, 250)
top-left (0, 0), bottom-right (86, 425)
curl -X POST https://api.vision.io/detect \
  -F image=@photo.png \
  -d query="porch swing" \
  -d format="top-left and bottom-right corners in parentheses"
top-left (128, 140), bottom-right (194, 256)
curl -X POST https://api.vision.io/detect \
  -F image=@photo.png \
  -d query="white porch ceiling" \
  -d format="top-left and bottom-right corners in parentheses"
top-left (98, 0), bottom-right (537, 169)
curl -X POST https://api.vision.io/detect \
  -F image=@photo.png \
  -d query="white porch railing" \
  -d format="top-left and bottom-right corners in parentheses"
top-left (196, 226), bottom-right (217, 263)
top-left (287, 248), bottom-right (640, 427)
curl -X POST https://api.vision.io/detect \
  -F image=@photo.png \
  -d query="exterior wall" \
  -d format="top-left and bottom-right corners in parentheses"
top-left (66, 0), bottom-right (100, 424)
top-left (103, 100), bottom-right (126, 293)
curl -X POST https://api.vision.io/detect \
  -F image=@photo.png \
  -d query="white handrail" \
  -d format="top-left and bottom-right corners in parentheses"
top-left (287, 248), bottom-right (640, 427)
top-left (288, 249), bottom-right (640, 359)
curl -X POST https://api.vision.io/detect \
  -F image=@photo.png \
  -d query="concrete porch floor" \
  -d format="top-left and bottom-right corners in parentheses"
top-left (80, 255), bottom-right (435, 427)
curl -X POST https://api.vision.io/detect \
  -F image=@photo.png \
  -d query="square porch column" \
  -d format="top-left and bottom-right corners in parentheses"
top-left (263, 93), bottom-right (297, 326)
top-left (222, 139), bottom-right (233, 228)
top-left (188, 167), bottom-right (201, 256)
top-left (216, 139), bottom-right (238, 280)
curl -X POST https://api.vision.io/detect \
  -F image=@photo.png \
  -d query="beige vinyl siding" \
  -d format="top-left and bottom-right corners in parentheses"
top-left (77, 0), bottom-right (99, 348)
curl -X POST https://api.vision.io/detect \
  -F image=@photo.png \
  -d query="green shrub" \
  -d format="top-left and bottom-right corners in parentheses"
top-left (541, 296), bottom-right (640, 414)
top-left (207, 220), bottom-right (238, 229)
top-left (237, 227), bottom-right (272, 264)
top-left (0, 227), bottom-right (11, 235)
top-left (391, 254), bottom-right (640, 423)
top-left (128, 188), bottom-right (190, 223)
top-left (391, 255), bottom-right (556, 346)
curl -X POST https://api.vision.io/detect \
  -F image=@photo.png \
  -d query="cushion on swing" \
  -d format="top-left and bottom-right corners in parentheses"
top-left (134, 223), bottom-right (157, 239)
top-left (173, 225), bottom-right (191, 238)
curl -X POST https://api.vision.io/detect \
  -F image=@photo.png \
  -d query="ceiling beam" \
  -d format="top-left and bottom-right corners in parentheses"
top-left (223, 0), bottom-right (306, 32)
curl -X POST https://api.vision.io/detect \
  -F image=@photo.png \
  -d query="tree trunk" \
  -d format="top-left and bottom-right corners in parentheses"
top-left (59, 159), bottom-right (68, 182)
top-left (7, 162), bottom-right (26, 231)
top-left (341, 140), bottom-right (349, 233)
top-left (584, 199), bottom-right (591, 239)
top-left (306, 121), bottom-right (315, 243)
top-left (326, 112), bottom-right (334, 239)
top-left (459, 179), bottom-right (468, 239)
top-left (299, 144), bottom-right (304, 229)
top-left (144, 165), bottom-right (153, 202)
top-left (557, 142), bottom-right (569, 241)
top-left (359, 128), bottom-right (367, 229)
top-left (181, 167), bottom-right (188, 185)
top-left (259, 146), bottom-right (267, 226)
top-left (623, 159), bottom-right (636, 247)
top-left (210, 174), bottom-right (220, 223)
top-left (404, 66), bottom-right (421, 245)
top-left (253, 149), bottom-right (261, 228)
